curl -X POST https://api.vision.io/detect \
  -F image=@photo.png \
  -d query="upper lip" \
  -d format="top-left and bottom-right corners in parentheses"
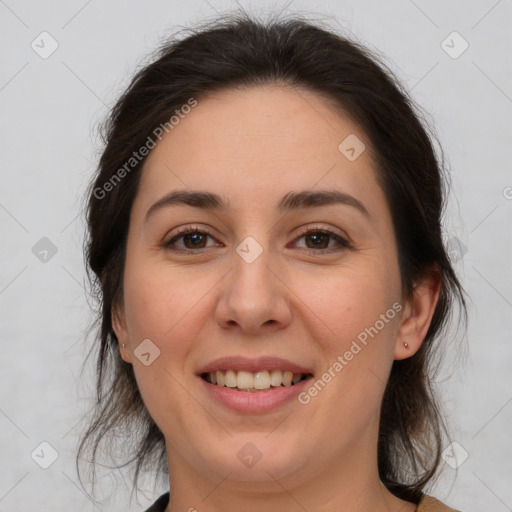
top-left (197, 356), bottom-right (314, 376)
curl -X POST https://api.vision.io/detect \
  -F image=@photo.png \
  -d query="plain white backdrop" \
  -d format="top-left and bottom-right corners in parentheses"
top-left (1, 1), bottom-right (511, 511)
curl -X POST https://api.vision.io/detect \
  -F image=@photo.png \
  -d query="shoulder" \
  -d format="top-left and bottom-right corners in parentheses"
top-left (417, 495), bottom-right (461, 512)
top-left (143, 491), bottom-right (170, 512)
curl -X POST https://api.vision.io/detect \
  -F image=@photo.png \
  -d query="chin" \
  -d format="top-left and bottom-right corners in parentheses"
top-left (194, 434), bottom-right (308, 484)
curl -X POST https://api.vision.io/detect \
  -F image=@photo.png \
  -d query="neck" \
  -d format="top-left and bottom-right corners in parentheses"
top-left (163, 434), bottom-right (416, 512)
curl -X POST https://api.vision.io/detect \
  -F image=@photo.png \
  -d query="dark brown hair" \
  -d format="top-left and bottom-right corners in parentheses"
top-left (77, 9), bottom-right (467, 504)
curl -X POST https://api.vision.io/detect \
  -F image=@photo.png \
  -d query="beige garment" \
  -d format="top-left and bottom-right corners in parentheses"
top-left (417, 495), bottom-right (461, 512)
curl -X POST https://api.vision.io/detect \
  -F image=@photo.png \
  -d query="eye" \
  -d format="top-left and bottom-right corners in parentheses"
top-left (291, 227), bottom-right (351, 253)
top-left (163, 225), bottom-right (219, 252)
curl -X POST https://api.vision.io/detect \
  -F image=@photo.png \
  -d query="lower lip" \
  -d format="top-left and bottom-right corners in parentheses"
top-left (199, 376), bottom-right (313, 413)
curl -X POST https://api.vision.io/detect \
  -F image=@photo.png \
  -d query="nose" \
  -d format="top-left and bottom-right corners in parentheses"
top-left (214, 239), bottom-right (292, 335)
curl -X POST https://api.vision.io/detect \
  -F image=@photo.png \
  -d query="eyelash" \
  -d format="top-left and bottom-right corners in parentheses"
top-left (162, 224), bottom-right (352, 254)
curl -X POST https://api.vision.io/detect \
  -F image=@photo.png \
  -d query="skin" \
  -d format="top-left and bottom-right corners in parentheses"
top-left (112, 84), bottom-right (441, 512)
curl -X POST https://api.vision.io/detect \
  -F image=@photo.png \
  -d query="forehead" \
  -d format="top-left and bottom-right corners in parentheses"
top-left (137, 85), bottom-right (383, 214)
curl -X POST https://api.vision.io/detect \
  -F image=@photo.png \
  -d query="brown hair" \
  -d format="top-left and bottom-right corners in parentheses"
top-left (77, 9), bottom-right (467, 504)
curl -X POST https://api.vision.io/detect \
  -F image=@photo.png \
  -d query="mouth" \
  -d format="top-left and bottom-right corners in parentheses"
top-left (200, 369), bottom-right (313, 392)
top-left (196, 356), bottom-right (315, 412)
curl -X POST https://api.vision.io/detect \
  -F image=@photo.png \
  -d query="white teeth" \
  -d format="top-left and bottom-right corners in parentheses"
top-left (225, 370), bottom-right (237, 388)
top-left (254, 370), bottom-right (270, 389)
top-left (237, 370), bottom-right (254, 389)
top-left (270, 369), bottom-right (282, 387)
top-left (206, 369), bottom-right (308, 390)
top-left (282, 370), bottom-right (293, 386)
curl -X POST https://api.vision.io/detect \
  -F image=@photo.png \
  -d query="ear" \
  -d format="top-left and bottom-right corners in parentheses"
top-left (394, 267), bottom-right (442, 360)
top-left (112, 303), bottom-right (133, 364)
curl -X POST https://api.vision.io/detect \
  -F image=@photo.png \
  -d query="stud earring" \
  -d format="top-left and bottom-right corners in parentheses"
top-left (403, 342), bottom-right (409, 349)
top-left (122, 343), bottom-right (126, 348)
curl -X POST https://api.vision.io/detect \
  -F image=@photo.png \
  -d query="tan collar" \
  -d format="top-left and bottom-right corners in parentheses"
top-left (417, 495), bottom-right (461, 512)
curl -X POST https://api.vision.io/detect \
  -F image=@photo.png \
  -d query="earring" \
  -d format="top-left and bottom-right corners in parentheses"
top-left (122, 343), bottom-right (126, 348)
top-left (403, 342), bottom-right (409, 349)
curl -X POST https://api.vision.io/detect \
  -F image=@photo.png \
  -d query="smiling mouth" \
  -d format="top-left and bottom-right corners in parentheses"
top-left (201, 369), bottom-right (313, 392)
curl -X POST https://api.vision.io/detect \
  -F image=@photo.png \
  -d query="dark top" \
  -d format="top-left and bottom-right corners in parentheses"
top-left (144, 492), bottom-right (169, 512)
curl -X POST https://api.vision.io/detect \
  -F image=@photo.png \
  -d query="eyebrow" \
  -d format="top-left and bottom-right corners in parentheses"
top-left (144, 188), bottom-right (371, 223)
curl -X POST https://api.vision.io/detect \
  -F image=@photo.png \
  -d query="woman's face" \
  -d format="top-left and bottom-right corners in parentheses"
top-left (113, 85), bottom-right (414, 490)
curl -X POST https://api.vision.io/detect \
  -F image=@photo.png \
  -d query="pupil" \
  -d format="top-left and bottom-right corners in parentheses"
top-left (185, 233), bottom-right (206, 248)
top-left (308, 233), bottom-right (327, 249)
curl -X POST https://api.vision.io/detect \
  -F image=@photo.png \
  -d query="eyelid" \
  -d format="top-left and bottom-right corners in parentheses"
top-left (293, 223), bottom-right (349, 243)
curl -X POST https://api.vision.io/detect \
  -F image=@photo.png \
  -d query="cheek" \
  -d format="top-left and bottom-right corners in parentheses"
top-left (120, 261), bottom-right (212, 436)
top-left (122, 253), bottom-right (212, 343)
top-left (304, 266), bottom-right (399, 345)
top-left (305, 274), bottom-right (400, 409)
top-left (302, 264), bottom-right (401, 404)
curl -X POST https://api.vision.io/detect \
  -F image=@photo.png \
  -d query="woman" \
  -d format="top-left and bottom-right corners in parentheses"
top-left (78, 10), bottom-right (467, 512)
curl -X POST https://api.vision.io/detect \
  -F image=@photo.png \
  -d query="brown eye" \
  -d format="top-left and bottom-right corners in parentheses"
top-left (292, 229), bottom-right (351, 253)
top-left (164, 228), bottom-right (218, 252)
top-left (304, 231), bottom-right (331, 249)
top-left (180, 232), bottom-right (208, 249)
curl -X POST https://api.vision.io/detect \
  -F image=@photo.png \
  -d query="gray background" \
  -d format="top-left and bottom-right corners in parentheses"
top-left (1, 0), bottom-right (511, 510)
